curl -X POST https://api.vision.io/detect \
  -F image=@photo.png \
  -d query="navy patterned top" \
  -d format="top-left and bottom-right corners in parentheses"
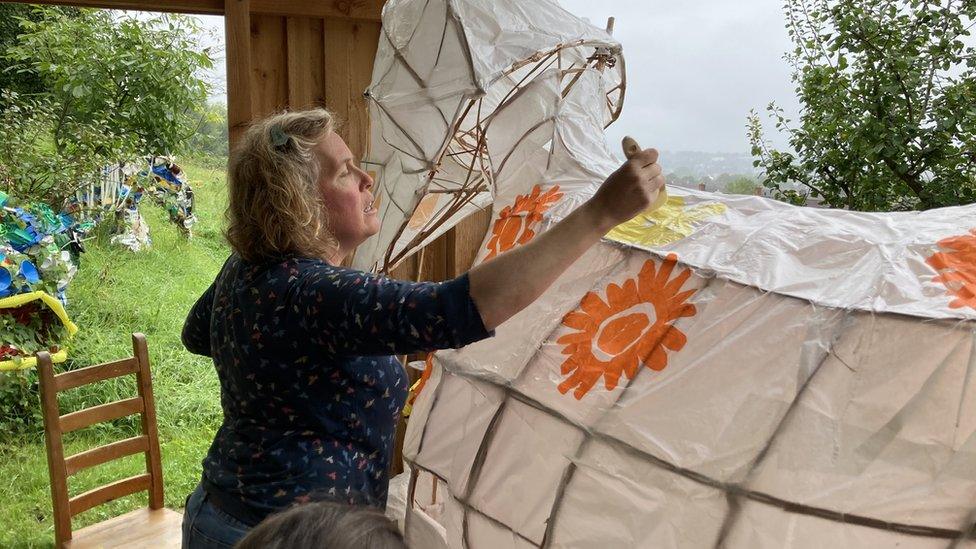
top-left (181, 255), bottom-right (491, 525)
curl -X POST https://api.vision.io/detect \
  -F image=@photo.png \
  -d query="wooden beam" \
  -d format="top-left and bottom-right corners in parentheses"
top-left (252, 0), bottom-right (384, 21)
top-left (0, 0), bottom-right (384, 19)
top-left (225, 0), bottom-right (253, 148)
top-left (0, 0), bottom-right (223, 15)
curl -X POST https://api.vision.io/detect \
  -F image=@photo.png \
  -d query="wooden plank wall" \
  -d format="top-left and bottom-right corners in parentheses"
top-left (226, 3), bottom-right (379, 163)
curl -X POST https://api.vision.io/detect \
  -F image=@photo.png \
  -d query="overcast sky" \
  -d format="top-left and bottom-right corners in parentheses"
top-left (197, 1), bottom-right (800, 155)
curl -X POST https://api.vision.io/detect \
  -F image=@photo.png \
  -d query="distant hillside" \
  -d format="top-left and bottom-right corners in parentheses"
top-left (660, 150), bottom-right (759, 178)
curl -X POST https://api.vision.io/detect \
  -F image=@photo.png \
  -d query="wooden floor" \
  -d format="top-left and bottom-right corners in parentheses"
top-left (65, 508), bottom-right (183, 548)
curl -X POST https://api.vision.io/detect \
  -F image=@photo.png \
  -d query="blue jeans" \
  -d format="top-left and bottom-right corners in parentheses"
top-left (182, 484), bottom-right (252, 549)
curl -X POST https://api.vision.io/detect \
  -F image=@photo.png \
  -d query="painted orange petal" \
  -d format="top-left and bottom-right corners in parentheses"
top-left (616, 348), bottom-right (642, 382)
top-left (673, 302), bottom-right (697, 319)
top-left (536, 189), bottom-right (564, 212)
top-left (573, 369), bottom-right (603, 399)
top-left (603, 357), bottom-right (626, 391)
top-left (950, 296), bottom-right (976, 309)
top-left (560, 343), bottom-right (587, 358)
top-left (663, 267), bottom-right (693, 296)
top-left (636, 327), bottom-right (664, 358)
top-left (637, 260), bottom-right (660, 301)
top-left (661, 328), bottom-right (688, 352)
top-left (605, 281), bottom-right (631, 311)
top-left (560, 354), bottom-right (583, 374)
top-left (562, 310), bottom-right (595, 330)
top-left (670, 287), bottom-right (697, 304)
top-left (493, 216), bottom-right (524, 252)
top-left (580, 291), bottom-right (612, 319)
top-left (926, 253), bottom-right (948, 271)
top-left (644, 346), bottom-right (669, 371)
top-left (517, 227), bottom-right (537, 245)
top-left (559, 363), bottom-right (602, 400)
top-left (556, 330), bottom-right (593, 345)
top-left (654, 255), bottom-right (680, 289)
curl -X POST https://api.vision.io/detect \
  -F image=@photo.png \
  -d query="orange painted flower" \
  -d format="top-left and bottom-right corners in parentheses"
top-left (407, 194), bottom-right (439, 231)
top-left (926, 229), bottom-right (976, 309)
top-left (403, 353), bottom-right (435, 417)
top-left (556, 254), bottom-right (697, 400)
top-left (484, 185), bottom-right (563, 261)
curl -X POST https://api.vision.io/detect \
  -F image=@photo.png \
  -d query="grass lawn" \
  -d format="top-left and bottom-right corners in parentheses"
top-left (0, 158), bottom-right (230, 547)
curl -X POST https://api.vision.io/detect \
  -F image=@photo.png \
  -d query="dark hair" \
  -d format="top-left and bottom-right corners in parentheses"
top-left (235, 501), bottom-right (406, 549)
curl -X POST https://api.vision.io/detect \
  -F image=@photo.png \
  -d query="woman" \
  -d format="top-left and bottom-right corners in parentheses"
top-left (180, 108), bottom-right (664, 548)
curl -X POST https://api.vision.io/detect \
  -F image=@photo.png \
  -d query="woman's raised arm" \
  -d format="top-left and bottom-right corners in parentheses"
top-left (468, 146), bottom-right (664, 331)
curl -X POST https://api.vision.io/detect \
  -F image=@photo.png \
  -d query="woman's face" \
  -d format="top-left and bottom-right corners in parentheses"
top-left (316, 133), bottom-right (380, 258)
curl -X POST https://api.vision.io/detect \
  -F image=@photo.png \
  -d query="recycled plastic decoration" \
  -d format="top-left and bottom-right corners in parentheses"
top-left (145, 159), bottom-right (197, 237)
top-left (0, 156), bottom-right (196, 370)
top-left (365, 1), bottom-right (976, 547)
top-left (0, 192), bottom-right (80, 370)
top-left (0, 291), bottom-right (78, 371)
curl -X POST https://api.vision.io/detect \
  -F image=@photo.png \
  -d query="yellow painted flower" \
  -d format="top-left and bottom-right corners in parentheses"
top-left (606, 195), bottom-right (727, 248)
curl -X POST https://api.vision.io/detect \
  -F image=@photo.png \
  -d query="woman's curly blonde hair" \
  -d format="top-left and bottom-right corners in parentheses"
top-left (225, 109), bottom-right (338, 263)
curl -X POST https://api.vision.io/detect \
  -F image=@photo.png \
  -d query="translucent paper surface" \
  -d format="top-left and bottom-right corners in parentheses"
top-left (372, 1), bottom-right (976, 547)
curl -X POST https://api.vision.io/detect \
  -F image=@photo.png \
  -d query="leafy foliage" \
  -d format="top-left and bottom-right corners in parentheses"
top-left (0, 7), bottom-right (214, 205)
top-left (724, 175), bottom-right (760, 195)
top-left (0, 91), bottom-right (118, 204)
top-left (749, 0), bottom-right (976, 211)
top-left (0, 4), bottom-right (78, 96)
top-left (185, 101), bottom-right (229, 158)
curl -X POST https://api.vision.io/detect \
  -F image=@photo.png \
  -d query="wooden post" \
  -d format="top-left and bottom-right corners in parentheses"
top-left (132, 333), bottom-right (165, 510)
top-left (37, 352), bottom-right (72, 547)
top-left (225, 0), bottom-right (253, 149)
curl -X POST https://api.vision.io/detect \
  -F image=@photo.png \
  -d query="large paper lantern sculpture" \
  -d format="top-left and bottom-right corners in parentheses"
top-left (355, 1), bottom-right (976, 547)
top-left (352, 0), bottom-right (625, 272)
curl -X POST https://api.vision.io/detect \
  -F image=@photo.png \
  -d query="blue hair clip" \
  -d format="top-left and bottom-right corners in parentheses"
top-left (270, 125), bottom-right (291, 149)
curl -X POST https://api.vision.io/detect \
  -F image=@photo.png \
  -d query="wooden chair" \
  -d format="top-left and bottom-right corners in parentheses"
top-left (37, 333), bottom-right (182, 548)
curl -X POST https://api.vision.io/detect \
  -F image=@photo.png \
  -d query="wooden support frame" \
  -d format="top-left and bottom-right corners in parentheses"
top-left (0, 0), bottom-right (385, 20)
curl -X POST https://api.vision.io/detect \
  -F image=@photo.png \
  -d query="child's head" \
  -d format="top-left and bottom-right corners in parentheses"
top-left (235, 501), bottom-right (406, 549)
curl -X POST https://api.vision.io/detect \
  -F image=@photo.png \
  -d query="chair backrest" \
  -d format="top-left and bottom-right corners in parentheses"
top-left (36, 333), bottom-right (164, 548)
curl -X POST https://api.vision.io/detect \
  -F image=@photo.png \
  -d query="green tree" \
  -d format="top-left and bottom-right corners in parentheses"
top-left (184, 101), bottom-right (229, 158)
top-left (7, 8), bottom-right (214, 157)
top-left (0, 8), bottom-right (214, 203)
top-left (0, 4), bottom-right (79, 96)
top-left (724, 175), bottom-right (760, 195)
top-left (749, 0), bottom-right (976, 211)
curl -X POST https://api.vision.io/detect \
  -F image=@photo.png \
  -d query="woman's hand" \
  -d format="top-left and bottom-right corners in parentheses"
top-left (586, 143), bottom-right (666, 231)
top-left (468, 139), bottom-right (666, 331)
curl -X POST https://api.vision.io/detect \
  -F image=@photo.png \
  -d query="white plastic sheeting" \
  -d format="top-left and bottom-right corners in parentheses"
top-left (365, 1), bottom-right (976, 547)
top-left (353, 0), bottom-right (623, 272)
